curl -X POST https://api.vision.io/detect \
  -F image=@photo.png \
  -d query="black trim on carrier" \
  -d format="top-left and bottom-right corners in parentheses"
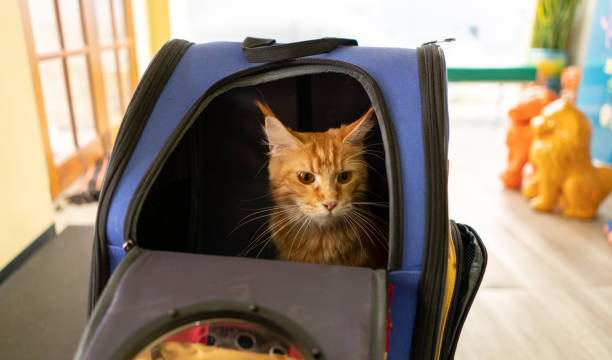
top-left (411, 44), bottom-right (450, 359)
top-left (89, 39), bottom-right (193, 313)
top-left (122, 59), bottom-right (404, 272)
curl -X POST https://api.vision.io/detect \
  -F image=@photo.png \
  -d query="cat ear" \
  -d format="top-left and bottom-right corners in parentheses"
top-left (342, 107), bottom-right (375, 146)
top-left (256, 101), bottom-right (302, 153)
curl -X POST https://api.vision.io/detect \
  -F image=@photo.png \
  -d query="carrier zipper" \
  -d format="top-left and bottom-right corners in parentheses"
top-left (421, 38), bottom-right (456, 46)
top-left (123, 60), bottom-right (404, 271)
top-left (89, 39), bottom-right (193, 312)
top-left (411, 44), bottom-right (449, 359)
top-left (122, 238), bottom-right (135, 252)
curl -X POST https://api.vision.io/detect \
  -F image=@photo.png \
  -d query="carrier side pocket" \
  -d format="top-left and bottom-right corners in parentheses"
top-left (441, 221), bottom-right (487, 359)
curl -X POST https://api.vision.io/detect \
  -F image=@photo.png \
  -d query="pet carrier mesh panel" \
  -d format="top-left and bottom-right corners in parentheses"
top-left (79, 37), bottom-right (487, 360)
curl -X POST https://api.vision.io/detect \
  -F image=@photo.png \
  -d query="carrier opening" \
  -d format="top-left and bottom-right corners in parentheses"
top-left (135, 70), bottom-right (390, 267)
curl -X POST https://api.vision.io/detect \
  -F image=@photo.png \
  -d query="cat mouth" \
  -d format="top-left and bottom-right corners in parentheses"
top-left (309, 209), bottom-right (346, 225)
top-left (311, 212), bottom-right (336, 221)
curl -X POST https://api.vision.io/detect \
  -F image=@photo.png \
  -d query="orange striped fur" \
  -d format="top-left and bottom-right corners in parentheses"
top-left (256, 102), bottom-right (388, 268)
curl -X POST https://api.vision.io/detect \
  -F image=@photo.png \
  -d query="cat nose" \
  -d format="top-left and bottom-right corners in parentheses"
top-left (322, 201), bottom-right (337, 211)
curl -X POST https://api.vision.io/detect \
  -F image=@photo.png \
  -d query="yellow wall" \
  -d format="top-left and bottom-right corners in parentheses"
top-left (146, 0), bottom-right (171, 56)
top-left (0, 0), bottom-right (55, 268)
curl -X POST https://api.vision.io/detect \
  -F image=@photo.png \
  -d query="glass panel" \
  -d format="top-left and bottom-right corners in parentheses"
top-left (57, 0), bottom-right (84, 50)
top-left (28, 0), bottom-right (61, 53)
top-left (117, 48), bottom-right (132, 108)
top-left (38, 59), bottom-right (75, 163)
top-left (448, 82), bottom-right (523, 124)
top-left (95, 0), bottom-right (114, 45)
top-left (101, 50), bottom-right (122, 125)
top-left (133, 318), bottom-right (306, 360)
top-left (66, 55), bottom-right (96, 146)
top-left (112, 0), bottom-right (127, 40)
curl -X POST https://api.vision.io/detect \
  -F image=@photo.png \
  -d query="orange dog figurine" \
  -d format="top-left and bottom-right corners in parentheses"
top-left (500, 84), bottom-right (557, 189)
top-left (522, 99), bottom-right (612, 219)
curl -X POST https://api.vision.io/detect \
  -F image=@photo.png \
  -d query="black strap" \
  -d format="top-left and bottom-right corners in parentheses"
top-left (241, 37), bottom-right (358, 63)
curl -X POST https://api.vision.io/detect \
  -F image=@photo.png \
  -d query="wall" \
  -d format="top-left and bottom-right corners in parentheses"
top-left (568, 0), bottom-right (598, 67)
top-left (146, 0), bottom-right (171, 56)
top-left (131, 0), bottom-right (171, 78)
top-left (0, 0), bottom-right (55, 269)
top-left (132, 0), bottom-right (151, 78)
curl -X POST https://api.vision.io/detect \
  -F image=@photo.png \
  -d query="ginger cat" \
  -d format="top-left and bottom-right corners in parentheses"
top-left (256, 101), bottom-right (388, 268)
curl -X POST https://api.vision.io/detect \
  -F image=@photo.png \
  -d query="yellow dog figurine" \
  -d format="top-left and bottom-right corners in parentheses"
top-left (522, 99), bottom-right (612, 219)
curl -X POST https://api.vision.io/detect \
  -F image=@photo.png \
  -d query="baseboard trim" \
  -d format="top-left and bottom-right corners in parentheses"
top-left (0, 224), bottom-right (56, 285)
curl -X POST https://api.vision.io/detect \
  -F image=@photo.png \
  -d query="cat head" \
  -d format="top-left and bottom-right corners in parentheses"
top-left (257, 101), bottom-right (375, 226)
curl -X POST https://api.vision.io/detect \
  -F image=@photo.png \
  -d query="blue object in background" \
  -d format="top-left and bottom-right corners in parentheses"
top-left (577, 0), bottom-right (612, 165)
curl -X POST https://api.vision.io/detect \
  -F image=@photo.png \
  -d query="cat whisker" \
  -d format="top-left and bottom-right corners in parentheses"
top-left (238, 206), bottom-right (297, 222)
top-left (253, 158), bottom-right (270, 179)
top-left (352, 201), bottom-right (389, 208)
top-left (249, 211), bottom-right (306, 257)
top-left (239, 216), bottom-right (280, 256)
top-left (239, 204), bottom-right (298, 217)
top-left (349, 210), bottom-right (389, 251)
top-left (357, 189), bottom-right (388, 201)
top-left (229, 206), bottom-right (299, 238)
top-left (239, 191), bottom-right (273, 202)
top-left (349, 141), bottom-right (384, 151)
top-left (239, 212), bottom-right (302, 256)
top-left (263, 213), bottom-right (306, 259)
top-left (339, 218), bottom-right (359, 263)
top-left (290, 215), bottom-right (313, 262)
top-left (344, 215), bottom-right (366, 261)
top-left (287, 214), bottom-right (310, 260)
top-left (346, 212), bottom-right (377, 250)
top-left (347, 159), bottom-right (387, 180)
top-left (344, 148), bottom-right (385, 162)
top-left (354, 213), bottom-right (387, 243)
top-left (238, 204), bottom-right (299, 214)
top-left (353, 206), bottom-right (390, 224)
top-left (254, 238), bottom-right (274, 258)
top-left (239, 221), bottom-right (273, 256)
top-left (362, 152), bottom-right (386, 162)
top-left (362, 141), bottom-right (384, 148)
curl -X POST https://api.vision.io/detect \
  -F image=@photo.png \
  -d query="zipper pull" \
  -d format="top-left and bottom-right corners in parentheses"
top-left (122, 238), bottom-right (135, 252)
top-left (422, 38), bottom-right (456, 46)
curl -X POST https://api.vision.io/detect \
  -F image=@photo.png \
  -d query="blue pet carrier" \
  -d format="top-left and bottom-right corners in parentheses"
top-left (77, 37), bottom-right (486, 360)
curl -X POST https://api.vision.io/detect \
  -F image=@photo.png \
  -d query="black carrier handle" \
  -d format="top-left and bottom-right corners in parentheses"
top-left (241, 36), bottom-right (358, 63)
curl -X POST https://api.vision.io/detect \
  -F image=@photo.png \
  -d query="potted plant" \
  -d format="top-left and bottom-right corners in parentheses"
top-left (529, 0), bottom-right (581, 91)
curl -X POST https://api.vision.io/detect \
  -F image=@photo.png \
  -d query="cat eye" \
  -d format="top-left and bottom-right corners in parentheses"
top-left (297, 171), bottom-right (315, 184)
top-left (338, 171), bottom-right (352, 184)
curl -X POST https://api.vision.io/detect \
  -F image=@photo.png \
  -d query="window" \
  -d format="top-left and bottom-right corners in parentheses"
top-left (20, 0), bottom-right (138, 197)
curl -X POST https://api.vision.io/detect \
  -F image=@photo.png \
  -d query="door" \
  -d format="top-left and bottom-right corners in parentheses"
top-left (20, 0), bottom-right (138, 198)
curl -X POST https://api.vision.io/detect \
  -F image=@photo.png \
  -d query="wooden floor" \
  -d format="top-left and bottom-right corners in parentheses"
top-left (45, 122), bottom-right (612, 359)
top-left (449, 124), bottom-right (612, 359)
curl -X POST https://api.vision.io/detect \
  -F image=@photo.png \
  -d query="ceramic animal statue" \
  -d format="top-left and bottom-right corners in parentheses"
top-left (500, 84), bottom-right (557, 189)
top-left (256, 101), bottom-right (388, 268)
top-left (522, 99), bottom-right (612, 219)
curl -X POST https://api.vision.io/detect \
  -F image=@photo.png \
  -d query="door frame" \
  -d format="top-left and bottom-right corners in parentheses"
top-left (19, 0), bottom-right (138, 198)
